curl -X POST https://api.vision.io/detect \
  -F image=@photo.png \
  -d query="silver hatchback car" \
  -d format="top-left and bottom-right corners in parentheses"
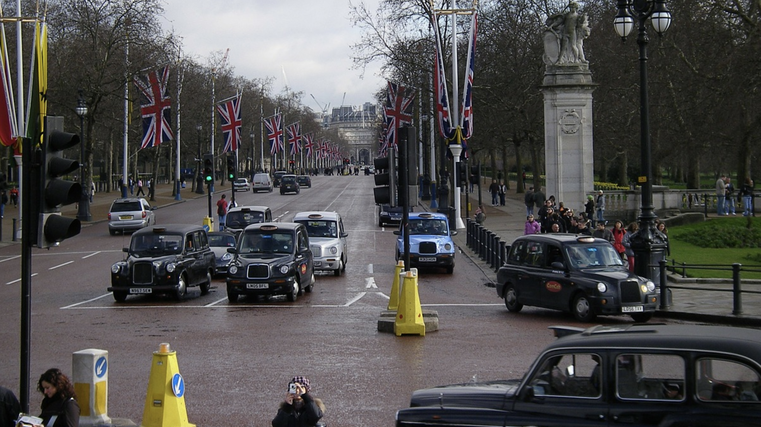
top-left (108, 198), bottom-right (156, 235)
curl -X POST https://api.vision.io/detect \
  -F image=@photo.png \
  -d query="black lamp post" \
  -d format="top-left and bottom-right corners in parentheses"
top-left (195, 125), bottom-right (205, 194)
top-left (614, 0), bottom-right (672, 285)
top-left (75, 90), bottom-right (91, 221)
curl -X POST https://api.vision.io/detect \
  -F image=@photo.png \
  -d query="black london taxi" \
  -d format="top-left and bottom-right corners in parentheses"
top-left (396, 324), bottom-right (761, 427)
top-left (279, 174), bottom-right (300, 195)
top-left (225, 222), bottom-right (315, 303)
top-left (496, 234), bottom-right (658, 322)
top-left (108, 225), bottom-right (216, 302)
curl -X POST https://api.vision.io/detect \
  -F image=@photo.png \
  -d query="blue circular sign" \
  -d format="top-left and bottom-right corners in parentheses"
top-left (171, 373), bottom-right (185, 398)
top-left (95, 356), bottom-right (107, 378)
top-left (203, 224), bottom-right (210, 232)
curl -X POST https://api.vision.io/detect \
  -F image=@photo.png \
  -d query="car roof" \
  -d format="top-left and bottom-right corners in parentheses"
top-left (208, 231), bottom-right (236, 237)
top-left (112, 197), bottom-right (147, 204)
top-left (282, 174), bottom-right (297, 178)
top-left (293, 211), bottom-right (340, 221)
top-left (243, 222), bottom-right (302, 232)
top-left (227, 205), bottom-right (270, 213)
top-left (408, 212), bottom-right (448, 221)
top-left (514, 234), bottom-right (609, 245)
top-left (132, 224), bottom-right (203, 236)
top-left (546, 324), bottom-right (761, 363)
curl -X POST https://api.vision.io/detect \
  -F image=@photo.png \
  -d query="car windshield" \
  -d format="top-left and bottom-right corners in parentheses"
top-left (408, 219), bottom-right (448, 236)
top-left (226, 211), bottom-right (265, 228)
top-left (282, 176), bottom-right (296, 183)
top-left (111, 202), bottom-right (142, 212)
top-left (297, 220), bottom-right (337, 238)
top-left (130, 233), bottom-right (183, 256)
top-left (239, 231), bottom-right (294, 254)
top-left (566, 244), bottom-right (624, 269)
top-left (208, 234), bottom-right (236, 248)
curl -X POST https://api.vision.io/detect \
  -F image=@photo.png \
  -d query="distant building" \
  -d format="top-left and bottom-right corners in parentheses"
top-left (328, 103), bottom-right (379, 165)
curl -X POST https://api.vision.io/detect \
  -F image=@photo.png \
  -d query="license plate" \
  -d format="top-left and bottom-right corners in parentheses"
top-left (622, 305), bottom-right (644, 313)
top-left (419, 257), bottom-right (437, 262)
top-left (119, 215), bottom-right (133, 220)
top-left (129, 288), bottom-right (152, 294)
top-left (246, 283), bottom-right (269, 289)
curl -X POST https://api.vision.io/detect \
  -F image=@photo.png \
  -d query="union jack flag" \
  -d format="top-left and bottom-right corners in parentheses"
top-left (134, 65), bottom-right (173, 148)
top-left (302, 133), bottom-right (314, 157)
top-left (460, 12), bottom-right (478, 140)
top-left (264, 113), bottom-right (284, 154)
top-left (384, 81), bottom-right (414, 148)
top-left (287, 122), bottom-right (301, 155)
top-left (217, 93), bottom-right (242, 153)
top-left (433, 19), bottom-right (455, 140)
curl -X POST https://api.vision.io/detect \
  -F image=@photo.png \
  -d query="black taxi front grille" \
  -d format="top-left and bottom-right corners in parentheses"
top-left (620, 280), bottom-right (642, 303)
top-left (133, 263), bottom-right (153, 284)
top-left (419, 242), bottom-right (437, 254)
top-left (247, 264), bottom-right (270, 279)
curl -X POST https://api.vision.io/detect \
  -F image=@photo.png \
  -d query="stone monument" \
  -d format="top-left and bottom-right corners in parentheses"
top-left (540, 1), bottom-right (597, 212)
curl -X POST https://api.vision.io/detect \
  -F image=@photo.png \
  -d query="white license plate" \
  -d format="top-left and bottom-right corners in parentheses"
top-left (622, 305), bottom-right (644, 313)
top-left (129, 288), bottom-right (152, 294)
top-left (419, 257), bottom-right (437, 262)
top-left (246, 283), bottom-right (269, 289)
top-left (119, 215), bottom-right (133, 220)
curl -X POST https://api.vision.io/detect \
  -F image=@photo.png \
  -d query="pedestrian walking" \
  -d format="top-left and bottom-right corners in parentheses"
top-left (498, 180), bottom-right (506, 206)
top-left (715, 175), bottom-right (726, 216)
top-left (9, 186), bottom-right (18, 206)
top-left (584, 195), bottom-right (595, 227)
top-left (622, 222), bottom-right (638, 272)
top-left (595, 190), bottom-right (606, 224)
top-left (488, 180), bottom-right (499, 206)
top-left (524, 187), bottom-right (535, 216)
top-left (135, 179), bottom-right (145, 196)
top-left (740, 177), bottom-right (754, 216)
top-left (216, 194), bottom-right (229, 231)
top-left (724, 177), bottom-right (736, 215)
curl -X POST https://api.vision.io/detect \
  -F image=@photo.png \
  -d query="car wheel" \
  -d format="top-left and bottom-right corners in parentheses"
top-left (342, 255), bottom-right (347, 271)
top-left (113, 291), bottom-right (127, 302)
top-left (572, 293), bottom-right (596, 322)
top-left (631, 312), bottom-right (654, 323)
top-left (200, 271), bottom-right (212, 295)
top-left (446, 265), bottom-right (454, 274)
top-left (504, 285), bottom-right (523, 312)
top-left (227, 291), bottom-right (238, 303)
top-left (334, 259), bottom-right (343, 276)
top-left (109, 229), bottom-right (116, 236)
top-left (286, 281), bottom-right (299, 302)
top-left (175, 274), bottom-right (187, 301)
top-left (378, 217), bottom-right (383, 227)
top-left (280, 190), bottom-right (285, 195)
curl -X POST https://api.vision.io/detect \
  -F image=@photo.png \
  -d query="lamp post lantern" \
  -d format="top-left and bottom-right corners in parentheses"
top-left (614, 0), bottom-right (671, 286)
top-left (75, 90), bottom-right (91, 222)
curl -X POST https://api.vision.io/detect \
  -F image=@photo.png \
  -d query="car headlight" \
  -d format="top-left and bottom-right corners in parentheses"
top-left (329, 246), bottom-right (338, 254)
top-left (644, 280), bottom-right (656, 292)
top-left (444, 243), bottom-right (452, 251)
top-left (221, 253), bottom-right (233, 262)
top-left (111, 263), bottom-right (122, 274)
top-left (279, 265), bottom-right (290, 274)
top-left (229, 265), bottom-right (238, 275)
top-left (597, 282), bottom-right (608, 293)
top-left (166, 263), bottom-right (176, 273)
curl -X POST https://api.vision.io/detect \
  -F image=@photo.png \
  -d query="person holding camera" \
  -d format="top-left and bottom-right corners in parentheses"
top-left (272, 376), bottom-right (325, 427)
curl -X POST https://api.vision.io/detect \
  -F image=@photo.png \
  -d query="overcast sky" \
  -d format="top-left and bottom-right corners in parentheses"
top-left (161, 0), bottom-right (385, 112)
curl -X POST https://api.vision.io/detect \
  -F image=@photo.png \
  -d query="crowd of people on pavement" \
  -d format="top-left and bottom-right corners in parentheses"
top-left (716, 174), bottom-right (755, 217)
top-left (1, 368), bottom-right (80, 427)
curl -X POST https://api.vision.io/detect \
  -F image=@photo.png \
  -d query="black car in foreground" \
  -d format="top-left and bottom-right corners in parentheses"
top-left (496, 234), bottom-right (658, 322)
top-left (225, 222), bottom-right (315, 302)
top-left (108, 225), bottom-right (216, 301)
top-left (397, 324), bottom-right (761, 427)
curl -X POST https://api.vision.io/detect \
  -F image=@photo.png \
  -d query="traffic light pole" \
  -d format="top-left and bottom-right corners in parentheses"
top-left (19, 137), bottom-right (34, 412)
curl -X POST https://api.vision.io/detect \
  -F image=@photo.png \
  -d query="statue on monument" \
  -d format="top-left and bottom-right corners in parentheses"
top-left (543, 1), bottom-right (590, 66)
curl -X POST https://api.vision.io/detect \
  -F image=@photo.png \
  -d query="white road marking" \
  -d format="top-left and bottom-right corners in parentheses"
top-left (61, 293), bottom-right (114, 309)
top-left (344, 292), bottom-right (366, 306)
top-left (365, 277), bottom-right (377, 289)
top-left (82, 251), bottom-right (102, 259)
top-left (0, 255), bottom-right (21, 263)
top-left (49, 261), bottom-right (74, 270)
top-left (5, 273), bottom-right (38, 285)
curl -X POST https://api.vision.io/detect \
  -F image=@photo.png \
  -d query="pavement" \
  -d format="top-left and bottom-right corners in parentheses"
top-left (3, 177), bottom-right (761, 327)
top-left (420, 178), bottom-right (761, 328)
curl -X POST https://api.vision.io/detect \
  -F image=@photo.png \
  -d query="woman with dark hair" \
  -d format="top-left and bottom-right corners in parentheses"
top-left (35, 368), bottom-right (79, 427)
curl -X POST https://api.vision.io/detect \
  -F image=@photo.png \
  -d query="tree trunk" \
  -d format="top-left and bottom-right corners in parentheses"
top-left (514, 139), bottom-right (524, 194)
top-left (501, 144), bottom-right (510, 190)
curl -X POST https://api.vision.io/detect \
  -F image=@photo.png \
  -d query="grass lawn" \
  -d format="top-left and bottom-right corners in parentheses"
top-left (668, 217), bottom-right (761, 279)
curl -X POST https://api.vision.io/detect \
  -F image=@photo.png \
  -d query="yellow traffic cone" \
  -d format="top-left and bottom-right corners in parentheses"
top-left (140, 343), bottom-right (196, 427)
top-left (387, 260), bottom-right (405, 311)
top-left (394, 269), bottom-right (425, 336)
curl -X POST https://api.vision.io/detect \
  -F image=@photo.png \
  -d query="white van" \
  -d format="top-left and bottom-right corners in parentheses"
top-left (252, 173), bottom-right (273, 192)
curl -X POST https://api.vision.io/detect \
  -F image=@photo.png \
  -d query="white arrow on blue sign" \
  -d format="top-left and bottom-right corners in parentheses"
top-left (95, 356), bottom-right (108, 379)
top-left (172, 373), bottom-right (185, 398)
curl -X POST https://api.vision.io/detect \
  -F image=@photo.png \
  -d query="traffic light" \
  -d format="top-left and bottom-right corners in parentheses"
top-left (373, 150), bottom-right (397, 207)
top-left (226, 154), bottom-right (236, 180)
top-left (203, 154), bottom-right (214, 183)
top-left (36, 116), bottom-right (82, 248)
top-left (457, 162), bottom-right (468, 187)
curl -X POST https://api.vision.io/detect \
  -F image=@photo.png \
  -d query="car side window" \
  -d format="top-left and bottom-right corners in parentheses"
top-left (298, 230), bottom-right (309, 251)
top-left (546, 245), bottom-right (564, 268)
top-left (185, 233), bottom-right (195, 252)
top-left (197, 231), bottom-right (208, 249)
top-left (696, 358), bottom-right (761, 402)
top-left (526, 243), bottom-right (544, 267)
top-left (509, 241), bottom-right (527, 263)
top-left (527, 353), bottom-right (601, 398)
top-left (616, 354), bottom-right (685, 401)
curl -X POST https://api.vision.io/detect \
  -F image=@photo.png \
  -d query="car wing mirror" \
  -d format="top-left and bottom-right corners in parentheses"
top-left (450, 230), bottom-right (458, 236)
top-left (551, 261), bottom-right (565, 270)
top-left (520, 385), bottom-right (536, 402)
top-left (340, 232), bottom-right (348, 238)
top-left (393, 230), bottom-right (401, 235)
top-left (226, 247), bottom-right (237, 254)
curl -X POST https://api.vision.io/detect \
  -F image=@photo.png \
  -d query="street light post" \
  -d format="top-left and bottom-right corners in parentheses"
top-left (614, 0), bottom-right (672, 284)
top-left (195, 125), bottom-right (205, 195)
top-left (75, 90), bottom-right (91, 221)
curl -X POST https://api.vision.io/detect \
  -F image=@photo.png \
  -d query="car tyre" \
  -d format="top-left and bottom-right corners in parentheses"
top-left (227, 291), bottom-right (238, 303)
top-left (631, 312), bottom-right (654, 323)
top-left (334, 259), bottom-right (343, 276)
top-left (113, 291), bottom-right (127, 302)
top-left (446, 265), bottom-right (454, 274)
top-left (571, 293), bottom-right (596, 322)
top-left (200, 271), bottom-right (212, 295)
top-left (109, 229), bottom-right (116, 236)
top-left (504, 285), bottom-right (523, 312)
top-left (175, 274), bottom-right (188, 301)
top-left (378, 217), bottom-right (384, 227)
top-left (287, 281), bottom-right (299, 302)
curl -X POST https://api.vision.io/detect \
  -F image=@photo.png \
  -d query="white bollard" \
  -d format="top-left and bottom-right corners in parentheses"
top-left (72, 349), bottom-right (112, 427)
